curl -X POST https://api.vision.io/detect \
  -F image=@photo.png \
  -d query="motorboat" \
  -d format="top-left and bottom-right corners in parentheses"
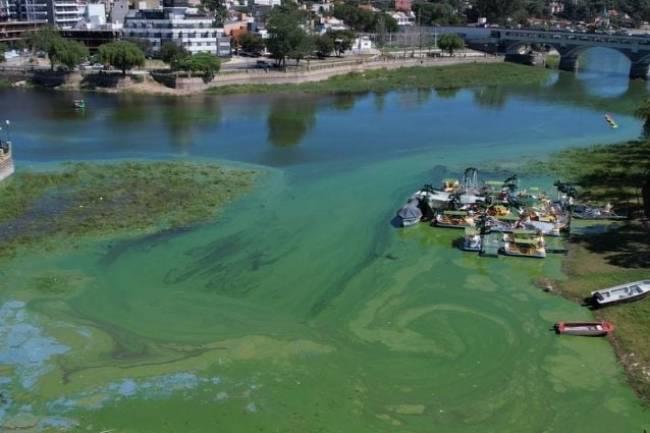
top-left (397, 198), bottom-right (423, 227)
top-left (590, 280), bottom-right (650, 307)
top-left (572, 204), bottom-right (626, 220)
top-left (502, 229), bottom-right (546, 258)
top-left (0, 137), bottom-right (13, 182)
top-left (554, 321), bottom-right (614, 337)
top-left (411, 185), bottom-right (451, 210)
top-left (73, 99), bottom-right (86, 110)
top-left (604, 113), bottom-right (618, 129)
top-left (434, 210), bottom-right (475, 229)
top-left (523, 220), bottom-right (561, 237)
top-left (484, 216), bottom-right (514, 233)
top-left (462, 226), bottom-right (482, 251)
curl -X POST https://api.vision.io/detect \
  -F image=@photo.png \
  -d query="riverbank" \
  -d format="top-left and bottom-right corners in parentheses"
top-left (550, 224), bottom-right (650, 402)
top-left (536, 139), bottom-right (650, 402)
top-left (0, 161), bottom-right (257, 260)
top-left (206, 62), bottom-right (551, 96)
top-left (2, 57), bottom-right (552, 97)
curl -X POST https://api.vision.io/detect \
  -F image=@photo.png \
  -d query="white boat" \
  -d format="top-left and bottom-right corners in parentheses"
top-left (524, 220), bottom-right (561, 237)
top-left (590, 280), bottom-right (650, 307)
top-left (572, 205), bottom-right (626, 220)
top-left (484, 217), bottom-right (514, 233)
top-left (397, 198), bottom-right (422, 227)
top-left (0, 139), bottom-right (13, 182)
top-left (462, 227), bottom-right (482, 251)
top-left (411, 187), bottom-right (450, 210)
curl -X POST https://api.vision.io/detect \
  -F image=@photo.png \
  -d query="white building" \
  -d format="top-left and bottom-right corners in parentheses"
top-left (350, 36), bottom-right (374, 53)
top-left (123, 7), bottom-right (221, 54)
top-left (310, 1), bottom-right (331, 14)
top-left (15, 0), bottom-right (85, 27)
top-left (390, 11), bottom-right (414, 26)
top-left (248, 0), bottom-right (280, 7)
top-left (316, 16), bottom-right (346, 34)
top-left (49, 0), bottom-right (86, 28)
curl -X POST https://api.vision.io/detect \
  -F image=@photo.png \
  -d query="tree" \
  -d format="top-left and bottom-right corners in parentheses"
top-left (315, 34), bottom-right (335, 58)
top-left (0, 43), bottom-right (6, 63)
top-left (98, 41), bottom-right (145, 75)
top-left (330, 30), bottom-right (354, 56)
top-left (48, 38), bottom-right (88, 71)
top-left (266, 5), bottom-right (308, 67)
top-left (200, 0), bottom-right (227, 26)
top-left (437, 33), bottom-right (464, 55)
top-left (413, 2), bottom-right (460, 26)
top-left (238, 32), bottom-right (265, 56)
top-left (635, 99), bottom-right (650, 138)
top-left (159, 41), bottom-right (188, 69)
top-left (26, 26), bottom-right (60, 53)
top-left (379, 13), bottom-right (398, 33)
top-left (473, 0), bottom-right (524, 24)
top-left (290, 34), bottom-right (314, 65)
top-left (332, 3), bottom-right (375, 32)
top-left (178, 52), bottom-right (221, 82)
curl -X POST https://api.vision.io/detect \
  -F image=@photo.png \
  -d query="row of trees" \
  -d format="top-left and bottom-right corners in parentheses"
top-left (331, 3), bottom-right (399, 33)
top-left (237, 5), bottom-right (359, 66)
top-left (22, 27), bottom-right (220, 80)
top-left (237, 4), bottom-right (465, 65)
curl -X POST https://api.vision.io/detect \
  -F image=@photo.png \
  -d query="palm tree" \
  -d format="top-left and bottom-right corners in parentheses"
top-left (634, 98), bottom-right (650, 138)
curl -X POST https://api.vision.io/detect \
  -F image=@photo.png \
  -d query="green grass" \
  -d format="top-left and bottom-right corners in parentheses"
top-left (207, 63), bottom-right (551, 96)
top-left (528, 139), bottom-right (650, 214)
top-left (0, 161), bottom-right (257, 258)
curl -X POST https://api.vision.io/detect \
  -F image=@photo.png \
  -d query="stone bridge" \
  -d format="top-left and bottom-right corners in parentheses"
top-left (488, 29), bottom-right (650, 79)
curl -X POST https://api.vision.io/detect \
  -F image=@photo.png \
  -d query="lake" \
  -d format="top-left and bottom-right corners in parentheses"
top-left (2, 48), bottom-right (650, 432)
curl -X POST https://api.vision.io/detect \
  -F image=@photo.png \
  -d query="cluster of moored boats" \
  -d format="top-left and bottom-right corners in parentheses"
top-left (397, 169), bottom-right (570, 259)
top-left (396, 168), bottom-right (646, 338)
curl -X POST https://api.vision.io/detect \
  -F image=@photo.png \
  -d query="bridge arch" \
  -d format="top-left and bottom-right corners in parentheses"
top-left (495, 29), bottom-right (650, 80)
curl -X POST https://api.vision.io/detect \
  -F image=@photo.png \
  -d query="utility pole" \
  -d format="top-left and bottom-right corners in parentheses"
top-left (418, 7), bottom-right (422, 56)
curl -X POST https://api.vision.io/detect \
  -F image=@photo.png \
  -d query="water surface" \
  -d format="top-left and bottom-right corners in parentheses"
top-left (1, 48), bottom-right (650, 432)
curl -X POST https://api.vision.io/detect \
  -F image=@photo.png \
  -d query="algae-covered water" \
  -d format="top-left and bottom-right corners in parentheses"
top-left (2, 50), bottom-right (650, 432)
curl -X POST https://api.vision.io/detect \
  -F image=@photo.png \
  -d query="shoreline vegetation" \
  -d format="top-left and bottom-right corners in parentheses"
top-left (535, 140), bottom-right (650, 402)
top-left (0, 161), bottom-right (257, 260)
top-left (205, 63), bottom-right (552, 96)
top-left (6, 61), bottom-right (553, 97)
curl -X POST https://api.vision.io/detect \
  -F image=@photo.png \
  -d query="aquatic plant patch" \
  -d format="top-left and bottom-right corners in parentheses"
top-left (0, 161), bottom-right (257, 258)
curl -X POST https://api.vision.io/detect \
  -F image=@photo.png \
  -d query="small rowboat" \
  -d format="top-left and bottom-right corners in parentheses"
top-left (555, 321), bottom-right (614, 337)
top-left (591, 280), bottom-right (650, 307)
top-left (604, 113), bottom-right (618, 129)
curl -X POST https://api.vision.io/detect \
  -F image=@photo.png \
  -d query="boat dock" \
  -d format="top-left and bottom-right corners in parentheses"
top-left (480, 232), bottom-right (501, 257)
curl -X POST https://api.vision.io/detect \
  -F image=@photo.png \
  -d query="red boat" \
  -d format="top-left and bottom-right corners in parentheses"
top-left (554, 321), bottom-right (614, 337)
